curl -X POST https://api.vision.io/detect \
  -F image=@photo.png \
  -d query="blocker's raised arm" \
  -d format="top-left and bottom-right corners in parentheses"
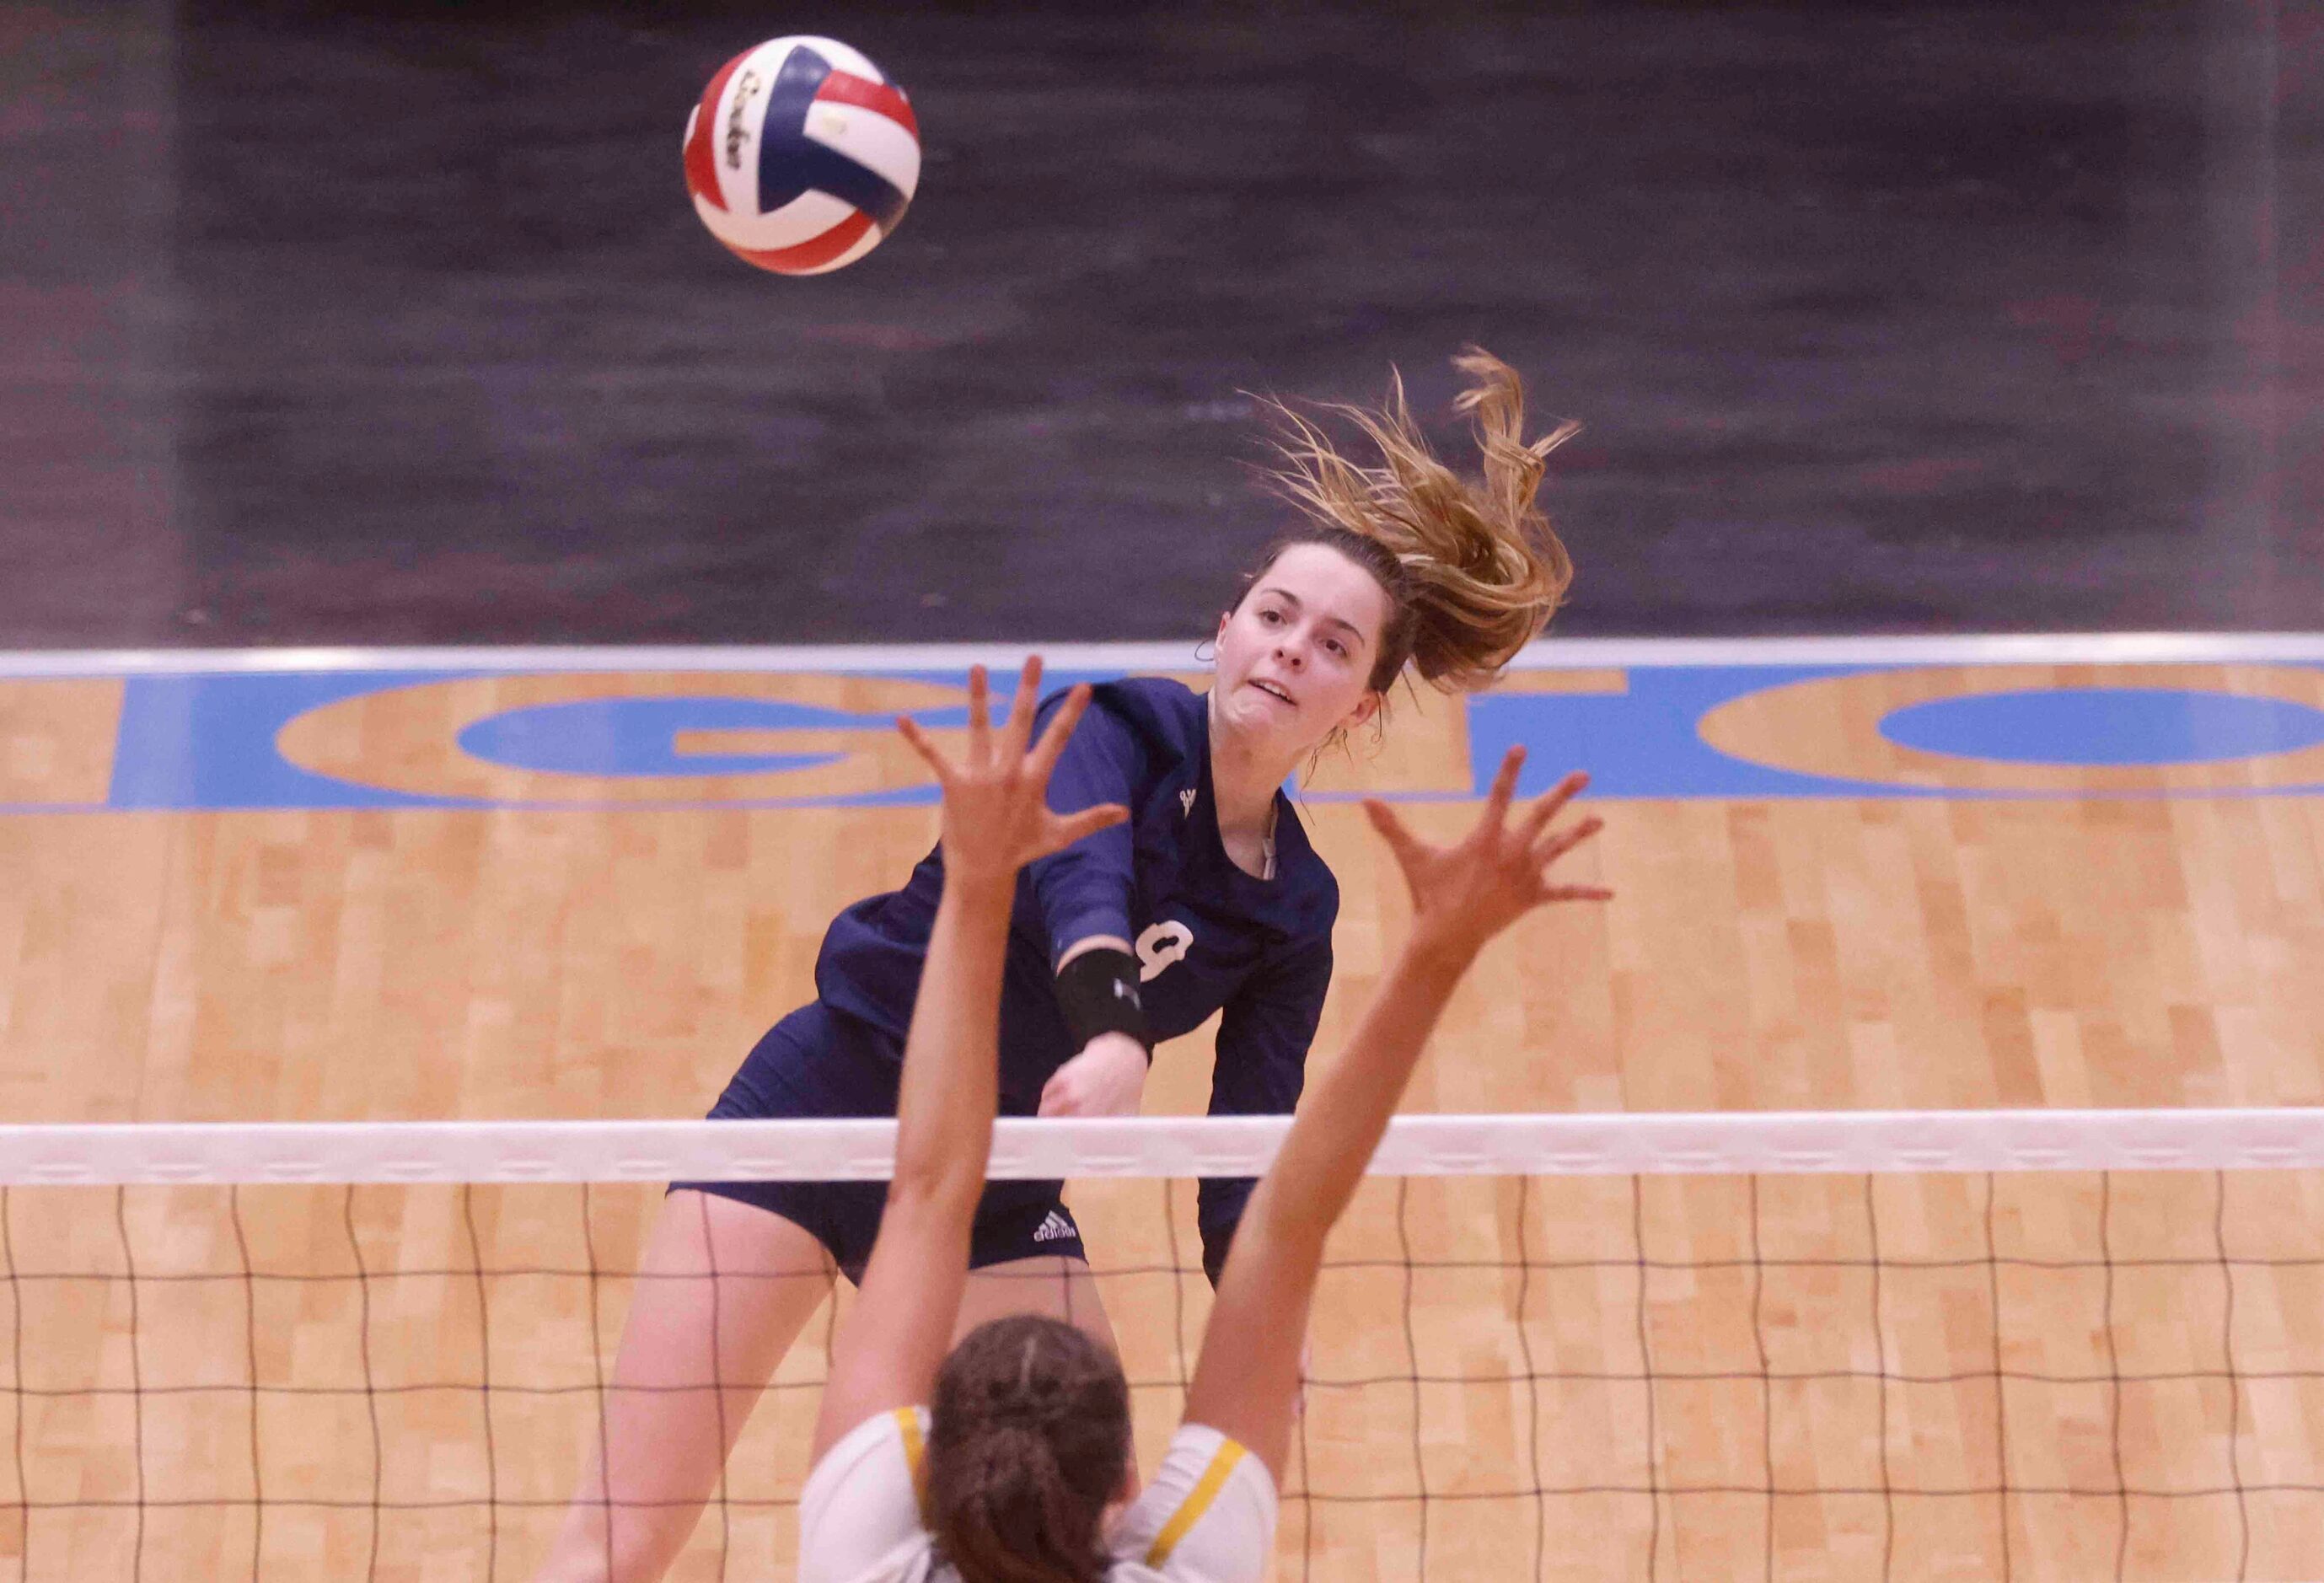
top-left (808, 660), bottom-right (1126, 1464)
top-left (1178, 749), bottom-right (1611, 1479)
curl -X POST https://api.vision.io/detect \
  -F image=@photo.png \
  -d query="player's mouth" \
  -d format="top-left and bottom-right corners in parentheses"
top-left (1248, 678), bottom-right (1297, 710)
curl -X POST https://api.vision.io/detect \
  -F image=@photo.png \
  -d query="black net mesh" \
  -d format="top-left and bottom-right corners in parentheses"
top-left (7, 1166), bottom-right (2324, 1580)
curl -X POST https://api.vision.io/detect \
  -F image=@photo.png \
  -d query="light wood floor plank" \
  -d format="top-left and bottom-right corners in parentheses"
top-left (5, 770), bottom-right (2321, 1577)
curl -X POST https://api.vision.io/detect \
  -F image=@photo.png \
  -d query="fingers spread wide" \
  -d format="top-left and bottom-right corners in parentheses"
top-left (1531, 814), bottom-right (1605, 868)
top-left (894, 714), bottom-right (947, 780)
top-left (1049, 802), bottom-right (1130, 851)
top-left (1361, 798), bottom-right (1425, 867)
top-left (964, 663), bottom-right (992, 761)
top-left (1518, 770), bottom-right (1591, 842)
top-left (1003, 655), bottom-right (1044, 755)
top-left (1482, 745), bottom-right (1526, 824)
top-left (1028, 683), bottom-right (1092, 782)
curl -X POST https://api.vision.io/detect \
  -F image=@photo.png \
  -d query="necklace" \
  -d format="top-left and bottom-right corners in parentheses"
top-left (1205, 690), bottom-right (1280, 880)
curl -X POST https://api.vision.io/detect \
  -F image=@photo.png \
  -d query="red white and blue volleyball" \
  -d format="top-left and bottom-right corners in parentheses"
top-left (683, 36), bottom-right (920, 276)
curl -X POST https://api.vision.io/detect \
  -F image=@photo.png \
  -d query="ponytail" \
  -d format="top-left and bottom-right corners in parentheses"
top-left (1251, 346), bottom-right (1579, 695)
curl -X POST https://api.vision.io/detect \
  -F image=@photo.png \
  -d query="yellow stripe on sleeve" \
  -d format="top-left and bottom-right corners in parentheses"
top-left (1145, 1439), bottom-right (1248, 1568)
top-left (893, 1408), bottom-right (927, 1482)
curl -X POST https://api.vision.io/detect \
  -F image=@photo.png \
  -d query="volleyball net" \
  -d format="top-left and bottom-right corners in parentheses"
top-left (8, 1111), bottom-right (2324, 1582)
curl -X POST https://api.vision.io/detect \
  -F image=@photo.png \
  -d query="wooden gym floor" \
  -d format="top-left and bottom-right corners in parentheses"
top-left (3, 638), bottom-right (2322, 1580)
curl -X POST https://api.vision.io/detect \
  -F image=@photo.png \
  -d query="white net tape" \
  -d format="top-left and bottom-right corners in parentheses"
top-left (6, 1107), bottom-right (2324, 1184)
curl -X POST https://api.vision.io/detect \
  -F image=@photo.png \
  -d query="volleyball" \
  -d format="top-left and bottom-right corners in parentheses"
top-left (682, 35), bottom-right (920, 276)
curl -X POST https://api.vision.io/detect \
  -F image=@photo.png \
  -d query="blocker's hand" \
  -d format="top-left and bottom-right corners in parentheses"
top-left (896, 658), bottom-right (1127, 887)
top-left (1362, 748), bottom-right (1612, 965)
top-left (1039, 1032), bottom-right (1150, 1118)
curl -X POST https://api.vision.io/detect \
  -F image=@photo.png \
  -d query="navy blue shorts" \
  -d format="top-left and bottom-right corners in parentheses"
top-left (674, 1000), bottom-right (1086, 1285)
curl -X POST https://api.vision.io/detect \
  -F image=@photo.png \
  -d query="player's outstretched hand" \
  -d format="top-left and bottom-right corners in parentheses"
top-left (1361, 748), bottom-right (1611, 966)
top-left (896, 657), bottom-right (1128, 887)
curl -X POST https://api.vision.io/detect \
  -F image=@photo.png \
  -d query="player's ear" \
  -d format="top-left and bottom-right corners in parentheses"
top-left (1343, 690), bottom-right (1382, 733)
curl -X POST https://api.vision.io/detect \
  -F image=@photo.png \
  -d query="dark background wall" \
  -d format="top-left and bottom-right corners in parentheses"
top-left (2, 0), bottom-right (2316, 646)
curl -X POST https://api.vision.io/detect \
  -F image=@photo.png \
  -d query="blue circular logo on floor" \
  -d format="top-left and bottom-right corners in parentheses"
top-left (459, 699), bottom-right (860, 776)
top-left (1879, 688), bottom-right (2324, 767)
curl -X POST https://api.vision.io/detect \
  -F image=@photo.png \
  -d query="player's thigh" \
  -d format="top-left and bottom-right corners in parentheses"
top-left (954, 1254), bottom-right (1119, 1355)
top-left (545, 1190), bottom-right (839, 1579)
top-left (613, 1187), bottom-right (837, 1393)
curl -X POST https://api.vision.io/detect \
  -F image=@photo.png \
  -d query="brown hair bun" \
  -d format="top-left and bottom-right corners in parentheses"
top-left (925, 1315), bottom-right (1130, 1583)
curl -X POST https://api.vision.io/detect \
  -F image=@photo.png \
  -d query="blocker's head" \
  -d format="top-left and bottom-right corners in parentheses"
top-left (926, 1313), bottom-right (1133, 1583)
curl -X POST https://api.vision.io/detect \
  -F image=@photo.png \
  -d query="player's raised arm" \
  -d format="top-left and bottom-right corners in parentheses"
top-left (808, 660), bottom-right (1127, 1465)
top-left (1178, 749), bottom-right (1612, 1480)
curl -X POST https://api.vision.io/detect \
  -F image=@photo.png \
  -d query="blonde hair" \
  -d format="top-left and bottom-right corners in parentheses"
top-left (1248, 346), bottom-right (1579, 695)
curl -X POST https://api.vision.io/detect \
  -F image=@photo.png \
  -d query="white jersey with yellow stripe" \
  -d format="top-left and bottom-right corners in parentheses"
top-left (797, 1408), bottom-right (1276, 1583)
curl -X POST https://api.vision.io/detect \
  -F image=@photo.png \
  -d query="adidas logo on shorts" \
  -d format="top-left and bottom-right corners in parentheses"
top-left (1033, 1210), bottom-right (1076, 1244)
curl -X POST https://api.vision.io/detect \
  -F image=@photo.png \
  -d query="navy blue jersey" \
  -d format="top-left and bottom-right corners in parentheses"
top-left (813, 677), bottom-right (1338, 1269)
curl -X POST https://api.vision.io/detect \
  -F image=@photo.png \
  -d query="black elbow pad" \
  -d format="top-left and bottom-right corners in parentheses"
top-left (1054, 947), bottom-right (1152, 1059)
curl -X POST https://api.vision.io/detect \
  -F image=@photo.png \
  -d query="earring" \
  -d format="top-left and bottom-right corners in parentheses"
top-left (1193, 638), bottom-right (1217, 663)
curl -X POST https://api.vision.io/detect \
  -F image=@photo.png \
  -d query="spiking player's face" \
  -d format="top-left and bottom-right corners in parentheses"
top-left (1214, 542), bottom-right (1388, 754)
